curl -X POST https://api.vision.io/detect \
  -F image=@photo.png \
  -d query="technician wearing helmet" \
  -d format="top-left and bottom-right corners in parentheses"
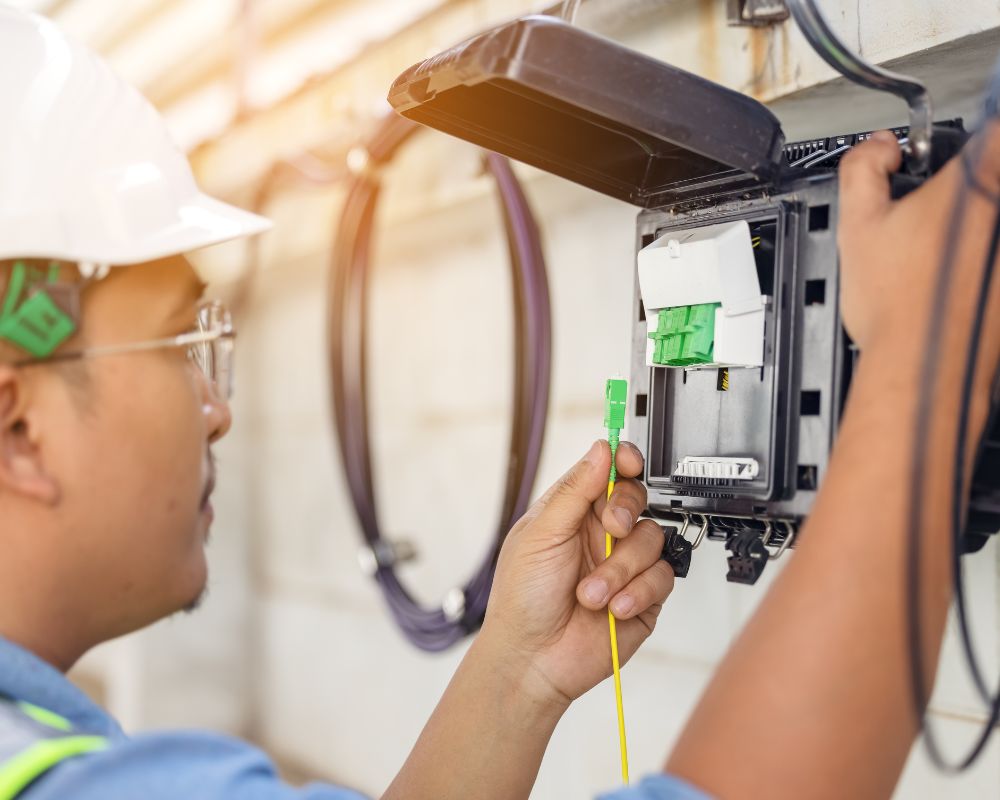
top-left (2, 7), bottom-right (999, 800)
top-left (0, 8), bottom-right (674, 800)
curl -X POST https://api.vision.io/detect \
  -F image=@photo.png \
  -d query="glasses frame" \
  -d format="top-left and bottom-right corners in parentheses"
top-left (12, 300), bottom-right (235, 399)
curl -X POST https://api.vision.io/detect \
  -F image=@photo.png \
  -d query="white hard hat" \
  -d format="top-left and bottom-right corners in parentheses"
top-left (0, 6), bottom-right (271, 267)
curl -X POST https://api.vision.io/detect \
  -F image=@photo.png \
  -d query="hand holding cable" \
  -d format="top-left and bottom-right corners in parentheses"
top-left (386, 440), bottom-right (673, 800)
top-left (666, 127), bottom-right (1000, 797)
top-left (480, 439), bottom-right (674, 709)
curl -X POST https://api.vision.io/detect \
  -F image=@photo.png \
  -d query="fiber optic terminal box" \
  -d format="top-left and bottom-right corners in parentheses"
top-left (388, 14), bottom-right (998, 582)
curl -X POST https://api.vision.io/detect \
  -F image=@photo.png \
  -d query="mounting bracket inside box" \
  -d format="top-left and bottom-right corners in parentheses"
top-left (389, 14), bottom-right (994, 583)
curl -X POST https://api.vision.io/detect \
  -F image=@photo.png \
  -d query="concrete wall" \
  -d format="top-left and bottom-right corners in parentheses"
top-left (68, 2), bottom-right (1000, 798)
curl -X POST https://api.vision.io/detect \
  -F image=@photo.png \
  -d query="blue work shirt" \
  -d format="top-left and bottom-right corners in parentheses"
top-left (0, 635), bottom-right (708, 799)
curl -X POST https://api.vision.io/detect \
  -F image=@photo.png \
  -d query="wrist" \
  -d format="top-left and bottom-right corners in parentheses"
top-left (847, 321), bottom-right (997, 492)
top-left (860, 324), bottom-right (995, 411)
top-left (472, 625), bottom-right (572, 724)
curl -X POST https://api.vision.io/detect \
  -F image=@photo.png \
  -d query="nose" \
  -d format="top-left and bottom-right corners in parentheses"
top-left (198, 371), bottom-right (232, 443)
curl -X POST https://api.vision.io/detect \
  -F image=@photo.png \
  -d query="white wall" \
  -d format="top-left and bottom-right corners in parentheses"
top-left (226, 160), bottom-right (1000, 798)
top-left (70, 2), bottom-right (1000, 798)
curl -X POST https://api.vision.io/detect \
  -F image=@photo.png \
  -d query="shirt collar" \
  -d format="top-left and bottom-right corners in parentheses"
top-left (0, 635), bottom-right (123, 739)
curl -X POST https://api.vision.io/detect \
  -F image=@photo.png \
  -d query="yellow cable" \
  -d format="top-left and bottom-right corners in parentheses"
top-left (605, 478), bottom-right (630, 785)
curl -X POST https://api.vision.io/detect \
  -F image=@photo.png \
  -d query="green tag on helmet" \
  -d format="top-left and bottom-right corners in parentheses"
top-left (0, 261), bottom-right (77, 358)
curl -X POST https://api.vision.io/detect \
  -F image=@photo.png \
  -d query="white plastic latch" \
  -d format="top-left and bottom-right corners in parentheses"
top-left (673, 456), bottom-right (760, 481)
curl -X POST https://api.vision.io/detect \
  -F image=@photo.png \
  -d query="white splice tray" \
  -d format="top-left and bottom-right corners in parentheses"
top-left (638, 219), bottom-right (766, 368)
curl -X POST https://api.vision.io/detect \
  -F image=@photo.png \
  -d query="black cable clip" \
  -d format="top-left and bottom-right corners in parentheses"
top-left (725, 529), bottom-right (769, 585)
top-left (661, 528), bottom-right (693, 578)
top-left (725, 520), bottom-right (796, 584)
top-left (659, 514), bottom-right (708, 579)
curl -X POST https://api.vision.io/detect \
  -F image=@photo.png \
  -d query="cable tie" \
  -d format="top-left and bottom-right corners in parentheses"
top-left (356, 539), bottom-right (417, 576)
top-left (442, 587), bottom-right (466, 623)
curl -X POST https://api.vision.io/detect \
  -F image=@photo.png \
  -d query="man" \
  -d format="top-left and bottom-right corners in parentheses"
top-left (0, 6), bottom-right (996, 800)
top-left (0, 8), bottom-right (671, 798)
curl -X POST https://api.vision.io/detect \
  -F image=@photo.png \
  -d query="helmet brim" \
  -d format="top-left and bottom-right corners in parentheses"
top-left (0, 193), bottom-right (272, 267)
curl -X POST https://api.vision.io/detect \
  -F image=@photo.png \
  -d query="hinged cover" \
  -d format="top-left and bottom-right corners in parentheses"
top-left (388, 15), bottom-right (786, 208)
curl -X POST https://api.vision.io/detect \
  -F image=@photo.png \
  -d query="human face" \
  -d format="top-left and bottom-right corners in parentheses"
top-left (1, 255), bottom-right (232, 658)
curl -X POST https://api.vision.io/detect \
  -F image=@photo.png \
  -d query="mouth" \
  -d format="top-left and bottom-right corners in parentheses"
top-left (200, 464), bottom-right (216, 518)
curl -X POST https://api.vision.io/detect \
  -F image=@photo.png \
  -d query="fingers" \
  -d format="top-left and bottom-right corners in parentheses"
top-left (577, 519), bottom-right (668, 615)
top-left (521, 439), bottom-right (613, 544)
top-left (601, 477), bottom-right (647, 538)
top-left (614, 440), bottom-right (644, 480)
top-left (838, 130), bottom-right (902, 234)
top-left (609, 559), bottom-right (674, 620)
top-left (597, 442), bottom-right (646, 538)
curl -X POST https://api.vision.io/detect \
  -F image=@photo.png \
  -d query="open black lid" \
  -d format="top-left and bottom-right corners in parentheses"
top-left (388, 15), bottom-right (786, 208)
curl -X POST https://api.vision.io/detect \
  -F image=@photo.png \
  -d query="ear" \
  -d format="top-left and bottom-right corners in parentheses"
top-left (0, 365), bottom-right (60, 505)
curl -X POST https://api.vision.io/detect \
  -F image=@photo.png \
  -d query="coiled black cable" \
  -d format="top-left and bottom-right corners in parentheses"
top-left (328, 113), bottom-right (552, 651)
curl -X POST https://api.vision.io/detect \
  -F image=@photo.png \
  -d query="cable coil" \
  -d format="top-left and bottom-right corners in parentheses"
top-left (328, 113), bottom-right (552, 651)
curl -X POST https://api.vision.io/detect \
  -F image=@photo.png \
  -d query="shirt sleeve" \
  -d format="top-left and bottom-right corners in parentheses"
top-left (597, 774), bottom-right (713, 800)
top-left (23, 730), bottom-right (370, 800)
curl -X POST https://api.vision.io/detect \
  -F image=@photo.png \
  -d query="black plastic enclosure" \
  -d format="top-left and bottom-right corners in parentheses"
top-left (389, 15), bottom-right (786, 207)
top-left (631, 175), bottom-right (845, 531)
top-left (388, 16), bottom-right (996, 562)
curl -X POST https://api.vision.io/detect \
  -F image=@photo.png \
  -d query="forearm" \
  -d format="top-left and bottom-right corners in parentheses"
top-left (666, 322), bottom-right (993, 799)
top-left (382, 629), bottom-right (568, 800)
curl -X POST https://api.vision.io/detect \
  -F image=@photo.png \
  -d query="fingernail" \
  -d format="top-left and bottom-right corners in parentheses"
top-left (613, 506), bottom-right (632, 532)
top-left (872, 130), bottom-right (896, 143)
top-left (584, 440), bottom-right (603, 466)
top-left (612, 594), bottom-right (634, 617)
top-left (583, 578), bottom-right (609, 605)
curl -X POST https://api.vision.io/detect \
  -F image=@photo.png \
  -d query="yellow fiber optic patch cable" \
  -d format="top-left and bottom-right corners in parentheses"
top-left (603, 378), bottom-right (629, 785)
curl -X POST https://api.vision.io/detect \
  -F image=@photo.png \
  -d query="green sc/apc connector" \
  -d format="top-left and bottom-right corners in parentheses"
top-left (604, 378), bottom-right (627, 480)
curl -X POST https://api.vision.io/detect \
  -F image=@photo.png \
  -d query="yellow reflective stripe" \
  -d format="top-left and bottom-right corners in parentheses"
top-left (0, 736), bottom-right (106, 800)
top-left (14, 704), bottom-right (71, 733)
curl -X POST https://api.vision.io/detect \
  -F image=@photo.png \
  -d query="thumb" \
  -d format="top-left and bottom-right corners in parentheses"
top-left (838, 130), bottom-right (903, 234)
top-left (522, 440), bottom-right (611, 543)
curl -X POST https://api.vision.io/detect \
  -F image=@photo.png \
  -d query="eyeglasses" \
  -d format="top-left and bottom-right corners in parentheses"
top-left (13, 301), bottom-right (236, 400)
